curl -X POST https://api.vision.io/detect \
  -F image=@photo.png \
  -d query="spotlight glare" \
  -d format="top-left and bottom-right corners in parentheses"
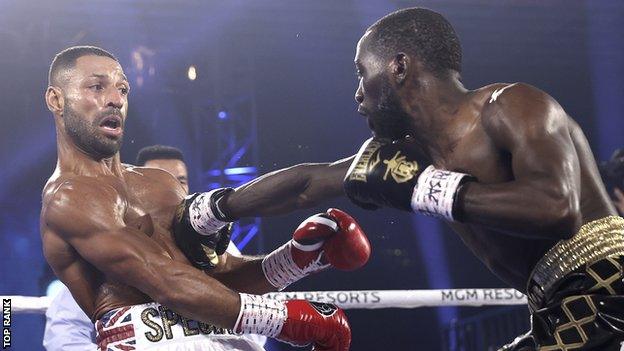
top-left (218, 111), bottom-right (227, 119)
top-left (187, 65), bottom-right (197, 81)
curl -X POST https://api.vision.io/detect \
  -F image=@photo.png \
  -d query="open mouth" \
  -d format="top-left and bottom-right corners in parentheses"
top-left (98, 115), bottom-right (123, 137)
top-left (100, 115), bottom-right (121, 129)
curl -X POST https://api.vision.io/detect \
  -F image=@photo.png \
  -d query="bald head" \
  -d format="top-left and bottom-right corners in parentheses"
top-left (48, 46), bottom-right (118, 87)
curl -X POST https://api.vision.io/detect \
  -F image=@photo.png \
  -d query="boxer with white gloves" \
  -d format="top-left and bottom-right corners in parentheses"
top-left (206, 8), bottom-right (624, 349)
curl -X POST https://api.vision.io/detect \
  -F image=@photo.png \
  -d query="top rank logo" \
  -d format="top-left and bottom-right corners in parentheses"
top-left (3, 298), bottom-right (11, 349)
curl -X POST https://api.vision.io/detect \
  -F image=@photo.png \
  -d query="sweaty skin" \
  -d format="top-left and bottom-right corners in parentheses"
top-left (144, 158), bottom-right (189, 194)
top-left (220, 31), bottom-right (618, 293)
top-left (41, 55), bottom-right (274, 327)
top-left (430, 83), bottom-right (616, 290)
top-left (223, 83), bottom-right (616, 291)
top-left (351, 31), bottom-right (616, 291)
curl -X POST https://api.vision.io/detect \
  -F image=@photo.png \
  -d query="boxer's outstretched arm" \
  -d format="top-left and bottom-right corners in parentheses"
top-left (43, 181), bottom-right (240, 328)
top-left (222, 157), bottom-right (353, 218)
top-left (458, 83), bottom-right (582, 239)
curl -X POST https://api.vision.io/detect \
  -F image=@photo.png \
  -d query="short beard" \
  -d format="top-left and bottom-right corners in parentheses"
top-left (367, 80), bottom-right (414, 141)
top-left (63, 104), bottom-right (123, 159)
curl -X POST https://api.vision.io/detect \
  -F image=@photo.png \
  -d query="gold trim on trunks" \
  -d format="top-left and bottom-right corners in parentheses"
top-left (528, 216), bottom-right (624, 298)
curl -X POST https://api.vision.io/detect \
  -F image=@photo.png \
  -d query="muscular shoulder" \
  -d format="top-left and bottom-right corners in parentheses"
top-left (123, 166), bottom-right (185, 207)
top-left (479, 83), bottom-right (569, 148)
top-left (125, 166), bottom-right (183, 190)
top-left (43, 176), bottom-right (119, 208)
top-left (42, 176), bottom-right (124, 237)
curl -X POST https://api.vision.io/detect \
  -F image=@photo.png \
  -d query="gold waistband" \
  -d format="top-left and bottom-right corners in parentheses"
top-left (528, 216), bottom-right (624, 297)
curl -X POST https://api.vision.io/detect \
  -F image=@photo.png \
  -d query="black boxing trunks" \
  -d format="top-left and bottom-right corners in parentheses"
top-left (500, 216), bottom-right (624, 351)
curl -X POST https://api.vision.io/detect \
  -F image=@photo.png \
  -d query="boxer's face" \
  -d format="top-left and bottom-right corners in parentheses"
top-left (60, 55), bottom-right (129, 159)
top-left (354, 31), bottom-right (413, 141)
top-left (144, 158), bottom-right (189, 194)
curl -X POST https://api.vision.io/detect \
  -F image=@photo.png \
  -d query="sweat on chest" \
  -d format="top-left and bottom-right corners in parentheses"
top-left (124, 194), bottom-right (190, 263)
top-left (122, 185), bottom-right (177, 233)
top-left (437, 139), bottom-right (512, 184)
top-left (125, 208), bottom-right (155, 237)
top-left (124, 204), bottom-right (185, 262)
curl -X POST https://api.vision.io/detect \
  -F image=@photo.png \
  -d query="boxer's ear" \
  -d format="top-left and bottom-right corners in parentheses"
top-left (391, 53), bottom-right (409, 85)
top-left (45, 86), bottom-right (64, 115)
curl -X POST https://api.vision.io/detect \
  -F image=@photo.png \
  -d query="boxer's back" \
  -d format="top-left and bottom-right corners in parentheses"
top-left (441, 83), bottom-right (616, 291)
top-left (41, 167), bottom-right (187, 321)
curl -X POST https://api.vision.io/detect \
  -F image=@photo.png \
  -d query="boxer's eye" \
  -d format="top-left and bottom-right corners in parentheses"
top-left (89, 84), bottom-right (103, 91)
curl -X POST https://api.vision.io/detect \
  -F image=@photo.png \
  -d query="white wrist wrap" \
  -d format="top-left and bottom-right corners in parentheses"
top-left (188, 190), bottom-right (230, 234)
top-left (411, 165), bottom-right (469, 221)
top-left (235, 293), bottom-right (286, 337)
top-left (262, 241), bottom-right (329, 291)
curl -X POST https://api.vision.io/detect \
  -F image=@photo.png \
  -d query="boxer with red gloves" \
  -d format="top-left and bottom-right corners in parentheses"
top-left (41, 46), bottom-right (364, 351)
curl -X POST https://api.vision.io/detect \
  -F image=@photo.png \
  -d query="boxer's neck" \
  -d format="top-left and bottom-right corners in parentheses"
top-left (55, 127), bottom-right (124, 177)
top-left (404, 72), bottom-right (471, 161)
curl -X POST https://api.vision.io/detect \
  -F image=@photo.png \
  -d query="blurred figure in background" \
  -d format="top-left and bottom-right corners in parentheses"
top-left (135, 145), bottom-right (189, 194)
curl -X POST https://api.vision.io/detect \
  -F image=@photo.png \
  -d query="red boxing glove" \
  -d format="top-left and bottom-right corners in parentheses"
top-left (279, 300), bottom-right (351, 351)
top-left (262, 209), bottom-right (371, 290)
top-left (235, 294), bottom-right (351, 351)
top-left (290, 212), bottom-right (339, 270)
top-left (291, 209), bottom-right (371, 271)
top-left (324, 208), bottom-right (371, 271)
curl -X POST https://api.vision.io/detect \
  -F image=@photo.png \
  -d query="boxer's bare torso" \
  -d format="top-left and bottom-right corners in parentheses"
top-left (344, 26), bottom-right (621, 293)
top-left (40, 52), bottom-right (260, 327)
top-left (220, 82), bottom-right (618, 292)
top-left (41, 165), bottom-right (188, 320)
top-left (420, 83), bottom-right (616, 290)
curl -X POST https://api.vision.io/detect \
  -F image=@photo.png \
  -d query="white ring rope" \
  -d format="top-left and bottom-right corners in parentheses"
top-left (2, 288), bottom-right (527, 314)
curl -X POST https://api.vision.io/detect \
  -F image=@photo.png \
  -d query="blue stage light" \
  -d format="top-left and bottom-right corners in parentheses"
top-left (218, 111), bottom-right (227, 119)
top-left (224, 166), bottom-right (257, 175)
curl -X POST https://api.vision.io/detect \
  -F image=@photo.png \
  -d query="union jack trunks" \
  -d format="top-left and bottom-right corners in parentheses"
top-left (95, 302), bottom-right (265, 351)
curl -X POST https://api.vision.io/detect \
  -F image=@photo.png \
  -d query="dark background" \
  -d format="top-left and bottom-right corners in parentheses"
top-left (0, 0), bottom-right (623, 350)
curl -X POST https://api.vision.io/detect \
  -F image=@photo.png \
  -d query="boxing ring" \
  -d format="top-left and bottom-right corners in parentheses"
top-left (0, 288), bottom-right (528, 351)
top-left (4, 288), bottom-right (527, 314)
top-left (3, 288), bottom-right (530, 350)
